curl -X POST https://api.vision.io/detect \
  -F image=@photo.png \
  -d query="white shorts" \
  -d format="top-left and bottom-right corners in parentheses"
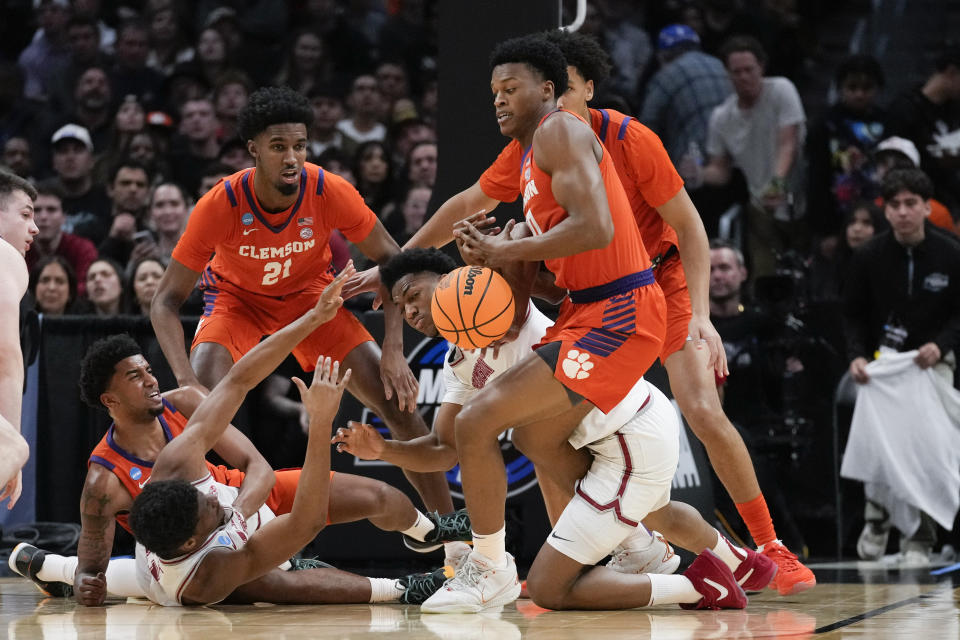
top-left (547, 386), bottom-right (680, 565)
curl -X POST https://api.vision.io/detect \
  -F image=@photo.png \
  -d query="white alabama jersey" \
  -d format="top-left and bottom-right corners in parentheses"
top-left (135, 474), bottom-right (280, 606)
top-left (441, 302), bottom-right (650, 448)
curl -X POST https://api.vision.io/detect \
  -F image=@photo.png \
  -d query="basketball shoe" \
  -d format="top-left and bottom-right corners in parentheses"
top-left (403, 508), bottom-right (472, 552)
top-left (732, 547), bottom-right (778, 592)
top-left (289, 557), bottom-right (335, 570)
top-left (420, 551), bottom-right (521, 613)
top-left (856, 521), bottom-right (891, 561)
top-left (8, 543), bottom-right (74, 598)
top-left (398, 567), bottom-right (450, 605)
top-left (758, 540), bottom-right (816, 595)
top-left (680, 549), bottom-right (747, 610)
top-left (606, 532), bottom-right (681, 575)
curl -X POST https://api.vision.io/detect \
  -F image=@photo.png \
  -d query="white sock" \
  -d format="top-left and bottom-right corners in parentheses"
top-left (619, 524), bottom-right (655, 551)
top-left (36, 553), bottom-right (77, 584)
top-left (472, 526), bottom-right (506, 566)
top-left (647, 574), bottom-right (701, 606)
top-left (710, 529), bottom-right (747, 573)
top-left (105, 558), bottom-right (145, 597)
top-left (400, 510), bottom-right (437, 542)
top-left (367, 577), bottom-right (404, 603)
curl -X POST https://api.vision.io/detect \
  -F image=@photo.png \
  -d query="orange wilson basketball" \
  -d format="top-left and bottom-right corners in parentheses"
top-left (431, 266), bottom-right (515, 349)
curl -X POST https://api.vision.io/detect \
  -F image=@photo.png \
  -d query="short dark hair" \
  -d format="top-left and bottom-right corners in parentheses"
top-left (719, 35), bottom-right (767, 68)
top-left (541, 30), bottom-right (611, 88)
top-left (213, 69), bottom-right (253, 97)
top-left (0, 170), bottom-right (37, 206)
top-left (881, 168), bottom-right (934, 201)
top-left (490, 34), bottom-right (568, 98)
top-left (201, 161), bottom-right (235, 180)
top-left (130, 481), bottom-right (200, 560)
top-left (78, 334), bottom-right (143, 408)
top-left (108, 159), bottom-right (151, 185)
top-left (34, 181), bottom-right (64, 202)
top-left (237, 86), bottom-right (314, 141)
top-left (380, 248), bottom-right (457, 293)
top-left (835, 54), bottom-right (884, 88)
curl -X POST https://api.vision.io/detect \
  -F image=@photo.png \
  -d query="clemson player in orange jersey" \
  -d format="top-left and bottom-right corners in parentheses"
top-left (151, 87), bottom-right (454, 522)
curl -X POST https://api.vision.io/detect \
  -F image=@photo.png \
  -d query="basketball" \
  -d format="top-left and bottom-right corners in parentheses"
top-left (431, 266), bottom-right (515, 349)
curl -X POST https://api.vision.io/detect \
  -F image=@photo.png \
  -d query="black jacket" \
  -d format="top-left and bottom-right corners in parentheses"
top-left (842, 224), bottom-right (960, 361)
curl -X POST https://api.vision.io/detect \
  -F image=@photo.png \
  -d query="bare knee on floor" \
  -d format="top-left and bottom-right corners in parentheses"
top-left (525, 572), bottom-right (568, 610)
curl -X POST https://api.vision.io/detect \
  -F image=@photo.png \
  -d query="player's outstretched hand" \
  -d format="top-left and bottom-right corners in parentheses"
top-left (341, 265), bottom-right (381, 302)
top-left (332, 421), bottom-right (386, 460)
top-left (464, 210), bottom-right (501, 237)
top-left (74, 571), bottom-right (107, 607)
top-left (687, 315), bottom-right (728, 377)
top-left (292, 356), bottom-right (352, 430)
top-left (311, 260), bottom-right (356, 324)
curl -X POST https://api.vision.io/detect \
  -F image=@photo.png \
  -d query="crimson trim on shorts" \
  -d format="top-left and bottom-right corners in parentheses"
top-left (573, 393), bottom-right (652, 527)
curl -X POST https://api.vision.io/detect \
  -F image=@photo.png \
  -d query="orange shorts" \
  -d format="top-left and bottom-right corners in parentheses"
top-left (217, 467), bottom-right (334, 521)
top-left (193, 272), bottom-right (371, 371)
top-left (656, 254), bottom-right (693, 362)
top-left (536, 273), bottom-right (665, 413)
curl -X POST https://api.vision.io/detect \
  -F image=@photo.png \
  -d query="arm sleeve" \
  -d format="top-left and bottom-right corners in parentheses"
top-left (774, 78), bottom-right (806, 128)
top-left (478, 142), bottom-right (523, 203)
top-left (622, 122), bottom-right (684, 208)
top-left (323, 173), bottom-right (379, 244)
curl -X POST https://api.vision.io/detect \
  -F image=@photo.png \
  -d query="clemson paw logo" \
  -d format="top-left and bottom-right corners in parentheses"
top-left (562, 349), bottom-right (593, 379)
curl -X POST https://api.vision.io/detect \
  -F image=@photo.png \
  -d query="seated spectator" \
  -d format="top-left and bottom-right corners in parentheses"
top-left (808, 201), bottom-right (884, 302)
top-left (191, 27), bottom-right (229, 88)
top-left (167, 97), bottom-right (220, 195)
top-left (17, 0), bottom-right (71, 102)
top-left (807, 55), bottom-right (887, 257)
top-left (147, 182), bottom-right (192, 259)
top-left (83, 257), bottom-right (126, 316)
top-left (28, 255), bottom-right (89, 316)
top-left (337, 75), bottom-right (387, 157)
top-left (125, 129), bottom-right (169, 185)
top-left (389, 117), bottom-right (435, 174)
top-left (352, 140), bottom-right (395, 216)
top-left (307, 85), bottom-right (346, 162)
top-left (196, 161), bottom-right (233, 200)
top-left (274, 30), bottom-right (332, 97)
top-left (316, 148), bottom-right (355, 185)
top-left (146, 5), bottom-right (194, 76)
top-left (47, 14), bottom-right (111, 119)
top-left (405, 141), bottom-right (437, 189)
top-left (213, 70), bottom-right (252, 142)
top-left (218, 137), bottom-right (254, 172)
top-left (386, 185), bottom-right (431, 247)
top-left (110, 19), bottom-right (165, 108)
top-left (67, 65), bottom-right (114, 153)
top-left (26, 183), bottom-right (98, 295)
top-left (2, 136), bottom-right (34, 180)
top-left (93, 94), bottom-right (147, 184)
top-left (48, 123), bottom-right (112, 245)
top-left (126, 255), bottom-right (165, 315)
top-left (841, 168), bottom-right (960, 565)
top-left (874, 137), bottom-right (957, 236)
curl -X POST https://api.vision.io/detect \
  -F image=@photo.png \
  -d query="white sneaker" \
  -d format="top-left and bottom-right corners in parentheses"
top-left (444, 542), bottom-right (472, 573)
top-left (606, 532), bottom-right (680, 575)
top-left (421, 551), bottom-right (520, 614)
top-left (856, 522), bottom-right (890, 561)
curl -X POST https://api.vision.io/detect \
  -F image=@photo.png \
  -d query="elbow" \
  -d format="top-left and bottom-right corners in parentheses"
top-left (591, 221), bottom-right (614, 250)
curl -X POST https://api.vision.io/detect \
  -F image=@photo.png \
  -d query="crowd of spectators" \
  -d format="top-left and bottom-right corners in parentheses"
top-left (3, 0), bottom-right (960, 558)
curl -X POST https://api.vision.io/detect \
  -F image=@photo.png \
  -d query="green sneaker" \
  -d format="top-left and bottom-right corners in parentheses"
top-left (398, 567), bottom-right (450, 604)
top-left (402, 508), bottom-right (472, 552)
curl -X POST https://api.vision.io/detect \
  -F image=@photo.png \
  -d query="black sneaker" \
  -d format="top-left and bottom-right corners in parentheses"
top-left (289, 557), bottom-right (335, 571)
top-left (8, 543), bottom-right (74, 598)
top-left (402, 508), bottom-right (472, 552)
top-left (398, 567), bottom-right (450, 604)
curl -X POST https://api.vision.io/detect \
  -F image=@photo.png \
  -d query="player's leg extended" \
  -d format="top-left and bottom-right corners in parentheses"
top-left (224, 566), bottom-right (376, 604)
top-left (342, 341), bottom-right (454, 514)
top-left (326, 472), bottom-right (419, 531)
top-left (665, 341), bottom-right (815, 594)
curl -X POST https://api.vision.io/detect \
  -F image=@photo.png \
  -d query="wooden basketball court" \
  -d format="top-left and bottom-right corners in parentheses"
top-left (3, 563), bottom-right (958, 639)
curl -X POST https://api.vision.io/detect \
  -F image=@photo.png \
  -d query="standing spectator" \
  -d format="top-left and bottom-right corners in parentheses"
top-left (17, 0), bottom-right (72, 102)
top-left (842, 168), bottom-right (960, 564)
top-left (213, 70), bottom-right (252, 142)
top-left (83, 256), bottom-right (125, 316)
top-left (806, 55), bottom-right (887, 257)
top-left (167, 98), bottom-right (220, 195)
top-left (26, 183), bottom-right (98, 294)
top-left (307, 85), bottom-right (346, 161)
top-left (110, 20), bottom-right (165, 108)
top-left (886, 48), bottom-right (960, 213)
top-left (701, 36), bottom-right (806, 279)
top-left (641, 24), bottom-right (732, 168)
top-left (97, 160), bottom-right (151, 267)
top-left (29, 255), bottom-right (85, 316)
top-left (48, 124), bottom-right (111, 245)
top-left (406, 141), bottom-right (437, 189)
top-left (2, 137), bottom-right (34, 180)
top-left (67, 65), bottom-right (114, 152)
top-left (337, 75), bottom-right (387, 157)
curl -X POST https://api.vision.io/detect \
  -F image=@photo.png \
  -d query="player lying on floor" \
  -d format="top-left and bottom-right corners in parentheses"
top-left (334, 249), bottom-right (776, 612)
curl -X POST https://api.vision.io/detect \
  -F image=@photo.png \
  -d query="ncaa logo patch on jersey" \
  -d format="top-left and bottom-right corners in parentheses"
top-left (129, 467), bottom-right (142, 481)
top-left (217, 534), bottom-right (230, 546)
top-left (241, 213), bottom-right (254, 226)
top-left (300, 227), bottom-right (313, 240)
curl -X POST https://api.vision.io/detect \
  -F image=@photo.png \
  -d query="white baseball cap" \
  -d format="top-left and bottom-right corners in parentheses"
top-left (876, 136), bottom-right (920, 167)
top-left (51, 124), bottom-right (94, 152)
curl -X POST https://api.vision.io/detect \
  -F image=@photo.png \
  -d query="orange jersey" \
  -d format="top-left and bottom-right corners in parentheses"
top-left (479, 109), bottom-right (684, 259)
top-left (520, 110), bottom-right (650, 291)
top-left (172, 163), bottom-right (377, 297)
top-left (88, 399), bottom-right (244, 533)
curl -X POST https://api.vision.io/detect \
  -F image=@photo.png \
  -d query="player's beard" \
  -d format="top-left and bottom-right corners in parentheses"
top-left (147, 406), bottom-right (164, 418)
top-left (276, 181), bottom-right (299, 196)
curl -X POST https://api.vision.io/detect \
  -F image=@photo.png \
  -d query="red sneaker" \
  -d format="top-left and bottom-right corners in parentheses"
top-left (759, 540), bottom-right (816, 596)
top-left (734, 547), bottom-right (778, 592)
top-left (680, 549), bottom-right (747, 610)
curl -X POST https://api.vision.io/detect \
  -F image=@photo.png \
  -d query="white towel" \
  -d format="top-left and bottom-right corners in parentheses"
top-left (840, 350), bottom-right (960, 536)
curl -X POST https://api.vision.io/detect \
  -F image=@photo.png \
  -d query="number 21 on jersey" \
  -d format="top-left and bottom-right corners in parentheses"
top-left (262, 259), bottom-right (292, 285)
